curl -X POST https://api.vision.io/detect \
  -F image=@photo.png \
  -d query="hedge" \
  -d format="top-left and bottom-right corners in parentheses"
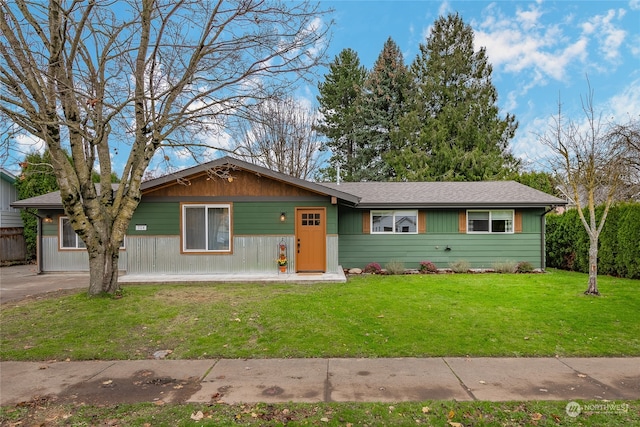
top-left (545, 203), bottom-right (640, 279)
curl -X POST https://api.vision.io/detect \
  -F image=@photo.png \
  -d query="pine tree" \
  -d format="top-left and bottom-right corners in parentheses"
top-left (14, 150), bottom-right (60, 258)
top-left (316, 49), bottom-right (367, 182)
top-left (359, 37), bottom-right (412, 181)
top-left (389, 13), bottom-right (518, 181)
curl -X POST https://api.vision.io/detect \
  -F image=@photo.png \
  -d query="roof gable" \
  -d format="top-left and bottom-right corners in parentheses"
top-left (141, 157), bottom-right (360, 203)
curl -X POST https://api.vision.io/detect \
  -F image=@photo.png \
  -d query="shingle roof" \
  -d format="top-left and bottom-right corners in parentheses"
top-left (319, 181), bottom-right (566, 208)
top-left (10, 184), bottom-right (121, 209)
top-left (11, 157), bottom-right (566, 210)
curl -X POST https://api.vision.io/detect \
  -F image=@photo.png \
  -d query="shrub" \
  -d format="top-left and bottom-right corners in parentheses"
top-left (363, 262), bottom-right (382, 274)
top-left (515, 261), bottom-right (534, 273)
top-left (384, 260), bottom-right (405, 275)
top-left (419, 261), bottom-right (438, 273)
top-left (449, 259), bottom-right (470, 273)
top-left (492, 260), bottom-right (517, 273)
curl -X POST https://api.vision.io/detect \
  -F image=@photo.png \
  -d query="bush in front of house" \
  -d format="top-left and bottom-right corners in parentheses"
top-left (363, 262), bottom-right (382, 274)
top-left (419, 261), bottom-right (438, 273)
top-left (515, 261), bottom-right (534, 273)
top-left (449, 259), bottom-right (470, 273)
top-left (492, 260), bottom-right (517, 273)
top-left (384, 260), bottom-right (405, 275)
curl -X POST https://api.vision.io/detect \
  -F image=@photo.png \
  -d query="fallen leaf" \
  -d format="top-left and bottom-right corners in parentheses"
top-left (377, 314), bottom-right (385, 318)
top-left (479, 380), bottom-right (486, 384)
top-left (173, 384), bottom-right (183, 389)
top-left (102, 380), bottom-right (113, 385)
top-left (251, 412), bottom-right (258, 418)
top-left (422, 406), bottom-right (430, 414)
top-left (531, 412), bottom-right (543, 421)
top-left (190, 411), bottom-right (204, 421)
top-left (539, 388), bottom-right (548, 392)
top-left (154, 400), bottom-right (165, 406)
top-left (448, 409), bottom-right (455, 420)
top-left (320, 417), bottom-right (329, 422)
top-left (448, 422), bottom-right (463, 427)
top-left (578, 373), bottom-right (587, 378)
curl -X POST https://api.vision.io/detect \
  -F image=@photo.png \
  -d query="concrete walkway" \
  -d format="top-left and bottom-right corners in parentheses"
top-left (1, 357), bottom-right (638, 406)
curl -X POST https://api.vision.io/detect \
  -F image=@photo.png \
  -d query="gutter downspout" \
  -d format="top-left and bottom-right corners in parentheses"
top-left (540, 206), bottom-right (558, 271)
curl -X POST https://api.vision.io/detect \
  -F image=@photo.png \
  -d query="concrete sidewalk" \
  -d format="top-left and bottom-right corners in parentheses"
top-left (1, 357), bottom-right (638, 406)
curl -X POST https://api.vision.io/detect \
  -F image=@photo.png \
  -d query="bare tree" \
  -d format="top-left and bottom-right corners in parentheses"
top-left (608, 118), bottom-right (640, 199)
top-left (232, 96), bottom-right (323, 179)
top-left (540, 87), bottom-right (627, 295)
top-left (0, 0), bottom-right (331, 295)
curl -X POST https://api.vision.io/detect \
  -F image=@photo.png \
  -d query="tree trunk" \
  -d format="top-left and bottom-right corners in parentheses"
top-left (584, 236), bottom-right (600, 296)
top-left (87, 245), bottom-right (120, 296)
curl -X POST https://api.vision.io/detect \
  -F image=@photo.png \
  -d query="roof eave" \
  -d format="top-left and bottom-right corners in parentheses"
top-left (354, 202), bottom-right (567, 209)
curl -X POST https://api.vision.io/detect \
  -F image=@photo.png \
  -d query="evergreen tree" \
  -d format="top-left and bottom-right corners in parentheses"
top-left (316, 49), bottom-right (367, 181)
top-left (14, 150), bottom-right (60, 259)
top-left (359, 37), bottom-right (412, 180)
top-left (389, 13), bottom-right (518, 181)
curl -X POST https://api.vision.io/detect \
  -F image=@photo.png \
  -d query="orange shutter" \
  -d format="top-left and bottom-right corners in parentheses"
top-left (362, 211), bottom-right (370, 234)
top-left (418, 211), bottom-right (427, 233)
top-left (514, 210), bottom-right (523, 233)
top-left (459, 210), bottom-right (467, 233)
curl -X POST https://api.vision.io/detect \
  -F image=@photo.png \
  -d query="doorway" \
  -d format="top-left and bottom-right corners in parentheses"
top-left (295, 208), bottom-right (326, 272)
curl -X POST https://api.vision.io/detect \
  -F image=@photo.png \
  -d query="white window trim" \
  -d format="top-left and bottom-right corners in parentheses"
top-left (181, 203), bottom-right (232, 253)
top-left (59, 216), bottom-right (126, 250)
top-left (466, 209), bottom-right (514, 234)
top-left (59, 216), bottom-right (85, 250)
top-left (370, 210), bottom-right (418, 234)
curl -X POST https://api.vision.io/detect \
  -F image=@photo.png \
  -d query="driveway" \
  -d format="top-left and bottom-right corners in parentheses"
top-left (0, 264), bottom-right (88, 304)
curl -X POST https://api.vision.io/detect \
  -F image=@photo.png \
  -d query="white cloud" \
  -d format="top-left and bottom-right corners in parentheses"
top-left (629, 0), bottom-right (640, 11)
top-left (581, 9), bottom-right (627, 62)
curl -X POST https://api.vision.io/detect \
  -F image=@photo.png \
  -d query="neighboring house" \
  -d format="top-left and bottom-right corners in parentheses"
top-left (1, 169), bottom-right (26, 262)
top-left (11, 157), bottom-right (566, 274)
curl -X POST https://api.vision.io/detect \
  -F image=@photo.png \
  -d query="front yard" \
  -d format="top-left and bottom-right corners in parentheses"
top-left (2, 269), bottom-right (639, 360)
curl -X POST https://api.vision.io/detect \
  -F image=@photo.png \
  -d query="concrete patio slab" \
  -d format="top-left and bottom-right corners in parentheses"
top-left (327, 358), bottom-right (472, 402)
top-left (191, 358), bottom-right (329, 404)
top-left (444, 357), bottom-right (623, 401)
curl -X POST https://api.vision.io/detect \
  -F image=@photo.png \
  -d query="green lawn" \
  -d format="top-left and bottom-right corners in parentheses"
top-left (2, 400), bottom-right (639, 426)
top-left (1, 269), bottom-right (639, 361)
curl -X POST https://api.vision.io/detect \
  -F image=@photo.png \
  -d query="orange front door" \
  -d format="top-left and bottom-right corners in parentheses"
top-left (295, 208), bottom-right (326, 272)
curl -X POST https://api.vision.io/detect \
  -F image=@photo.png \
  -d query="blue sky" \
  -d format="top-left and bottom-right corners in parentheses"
top-left (7, 1), bottom-right (639, 176)
top-left (311, 0), bottom-right (640, 169)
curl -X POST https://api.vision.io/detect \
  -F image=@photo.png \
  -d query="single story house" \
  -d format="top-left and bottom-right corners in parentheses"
top-left (12, 156), bottom-right (566, 275)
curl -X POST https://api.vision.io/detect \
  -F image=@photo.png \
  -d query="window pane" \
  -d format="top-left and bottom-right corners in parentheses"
top-left (491, 211), bottom-right (513, 233)
top-left (61, 218), bottom-right (76, 248)
top-left (372, 212), bottom-right (393, 233)
top-left (207, 207), bottom-right (229, 250)
top-left (468, 211), bottom-right (489, 232)
top-left (185, 207), bottom-right (205, 250)
top-left (395, 211), bottom-right (417, 233)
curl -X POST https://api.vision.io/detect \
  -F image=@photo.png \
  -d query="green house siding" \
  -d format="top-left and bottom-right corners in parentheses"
top-left (128, 200), bottom-right (337, 236)
top-left (128, 202), bottom-right (180, 235)
top-left (337, 207), bottom-right (546, 269)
